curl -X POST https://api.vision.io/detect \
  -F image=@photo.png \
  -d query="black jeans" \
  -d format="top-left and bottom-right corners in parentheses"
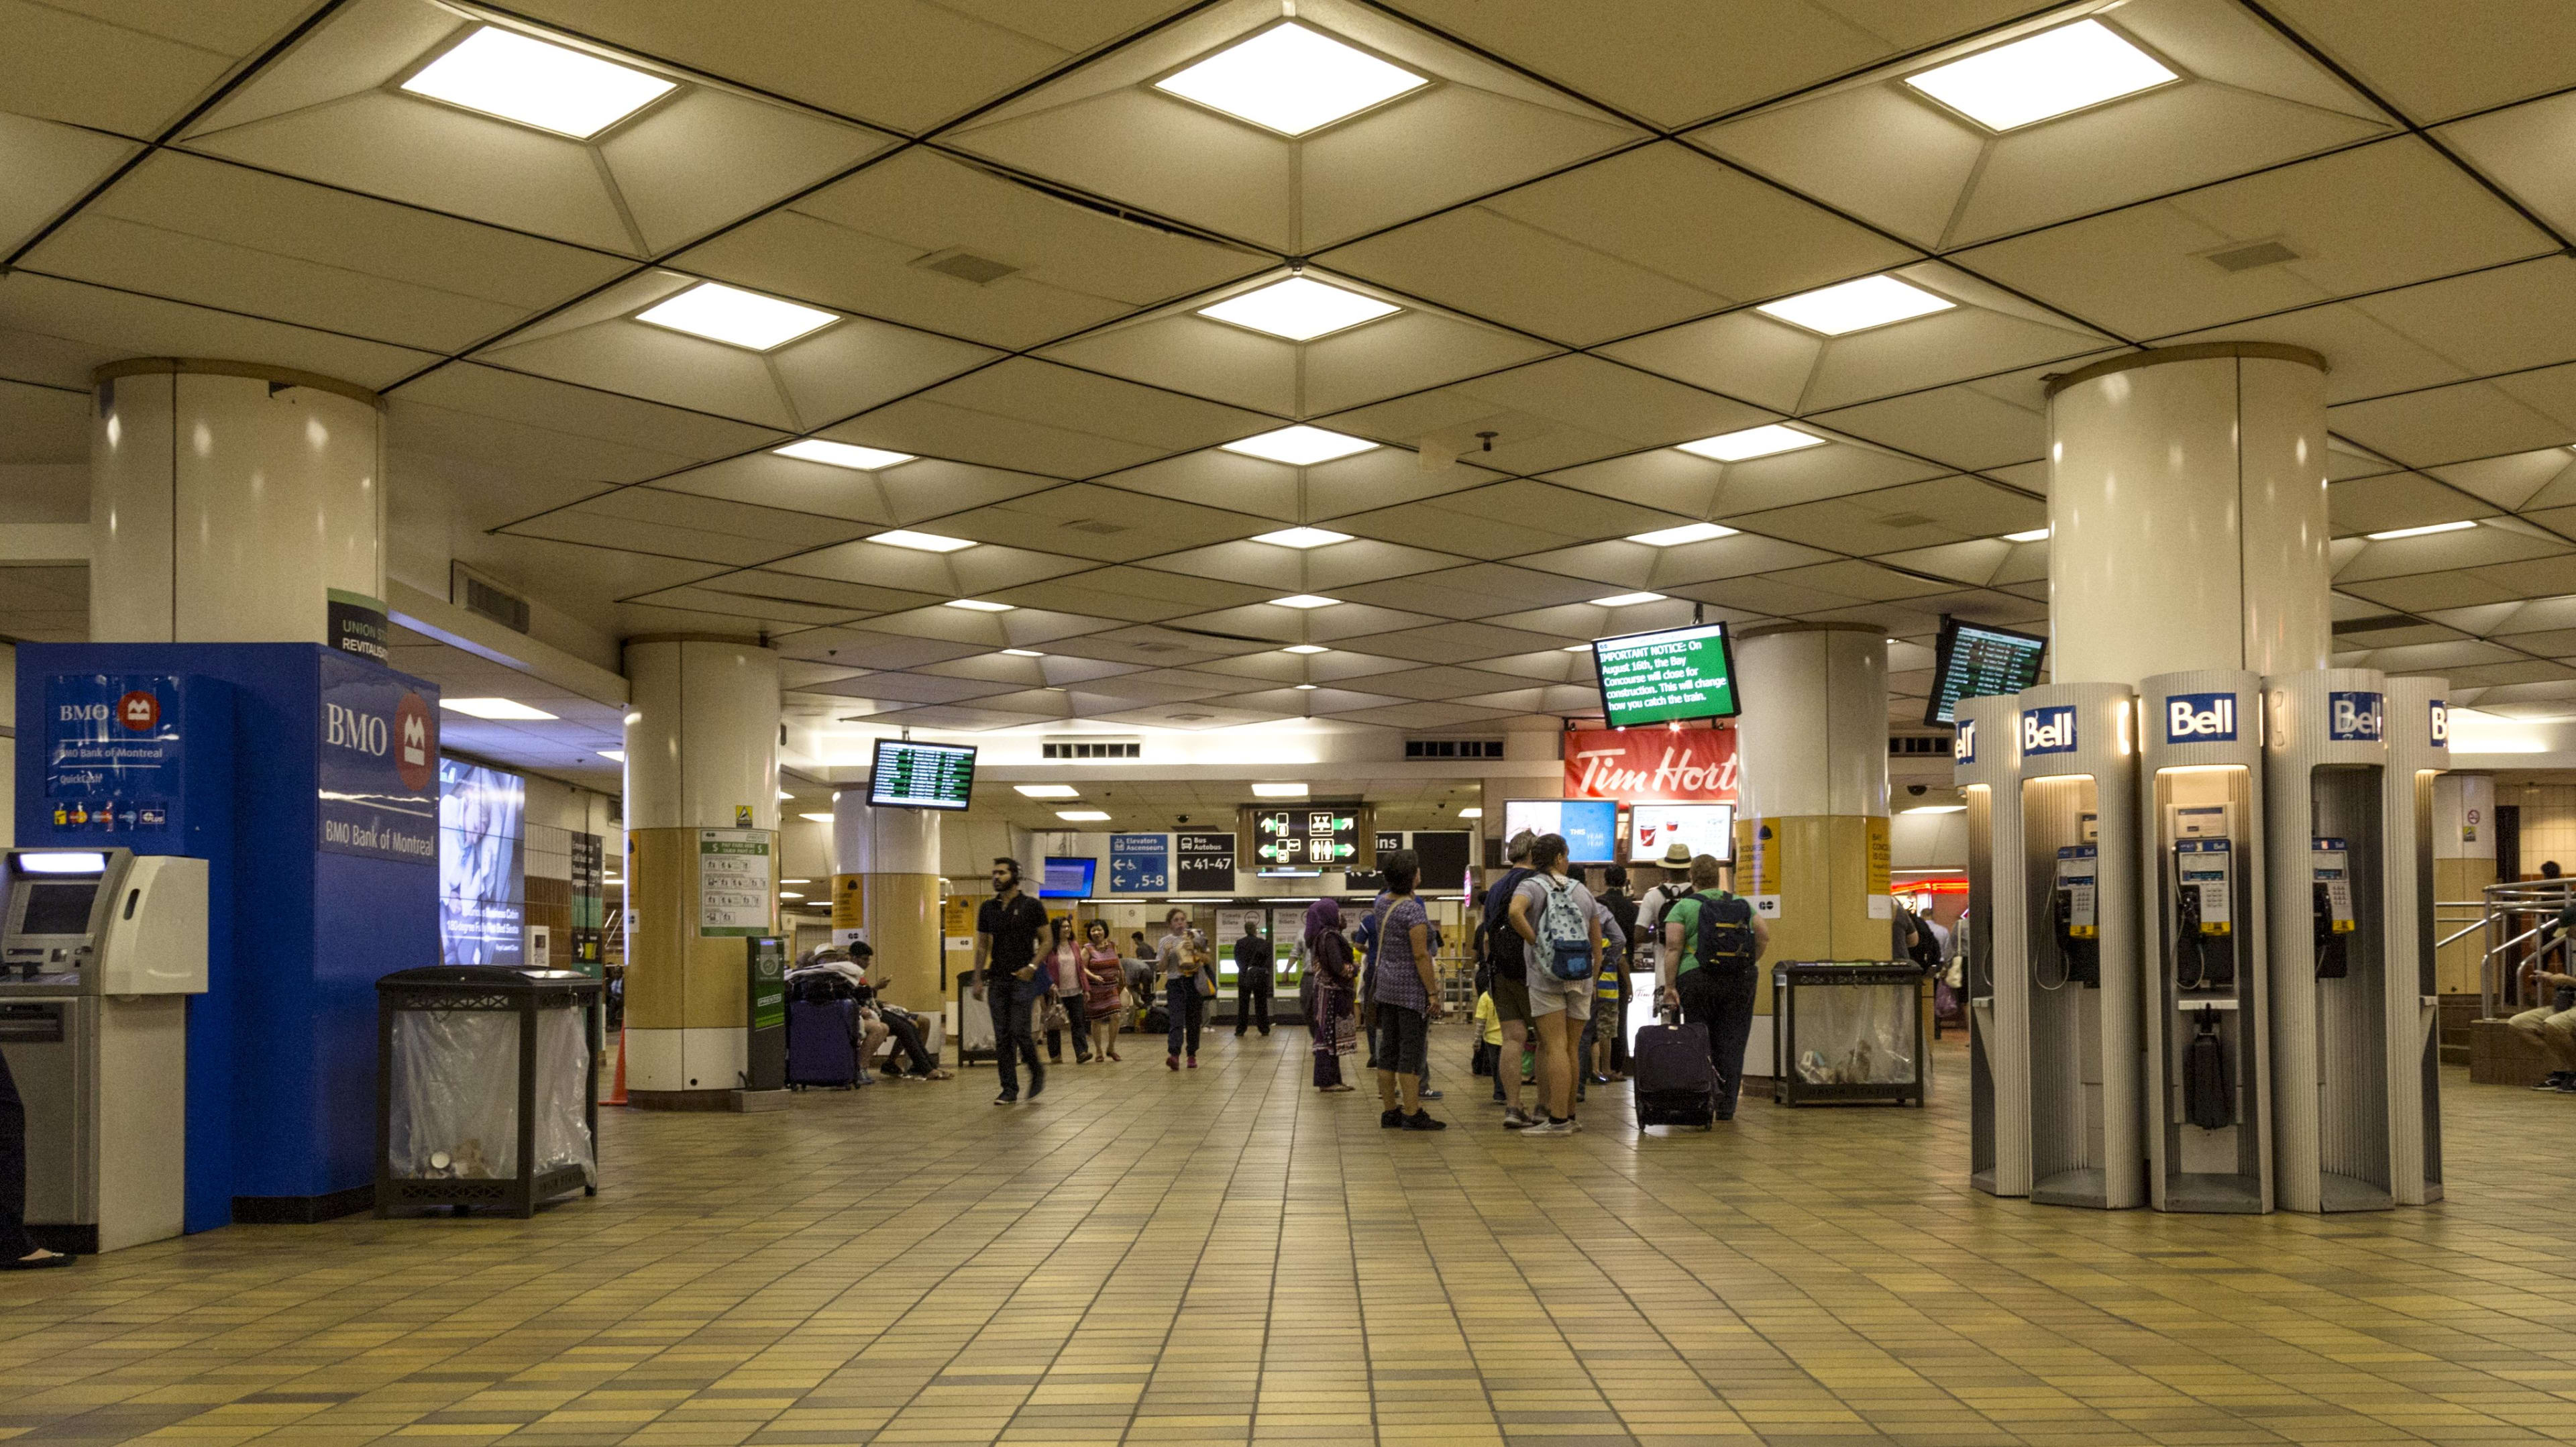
top-left (1046, 992), bottom-right (1091, 1061)
top-left (1165, 980), bottom-right (1204, 1057)
top-left (990, 987), bottom-right (1043, 1096)
top-left (881, 1010), bottom-right (936, 1075)
top-left (1234, 973), bottom-right (1273, 1034)
top-left (0, 1045), bottom-right (31, 1258)
top-left (1678, 965), bottom-right (1758, 1118)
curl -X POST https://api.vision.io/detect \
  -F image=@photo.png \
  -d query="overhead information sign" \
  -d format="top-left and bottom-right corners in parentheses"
top-left (1925, 616), bottom-right (2047, 727)
top-left (868, 739), bottom-right (976, 809)
top-left (1590, 622), bottom-right (1741, 727)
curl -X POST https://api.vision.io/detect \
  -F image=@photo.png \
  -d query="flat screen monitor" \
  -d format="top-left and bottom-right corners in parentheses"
top-left (867, 739), bottom-right (977, 810)
top-left (1628, 802), bottom-right (1735, 865)
top-left (1923, 615), bottom-right (2047, 726)
top-left (1501, 799), bottom-right (1619, 865)
top-left (19, 881), bottom-right (99, 936)
top-left (1590, 621), bottom-right (1741, 727)
top-left (439, 758), bottom-right (526, 967)
top-left (1038, 857), bottom-right (1095, 899)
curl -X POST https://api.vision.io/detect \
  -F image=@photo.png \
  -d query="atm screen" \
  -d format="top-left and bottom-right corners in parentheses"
top-left (21, 882), bottom-right (98, 935)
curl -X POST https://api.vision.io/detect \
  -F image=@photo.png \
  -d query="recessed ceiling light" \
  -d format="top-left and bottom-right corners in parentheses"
top-left (1153, 22), bottom-right (1428, 137)
top-left (441, 697), bottom-right (557, 720)
top-left (1756, 275), bottom-right (1955, 337)
top-left (1198, 276), bottom-right (1401, 341)
top-left (774, 439), bottom-right (915, 470)
top-left (1002, 648), bottom-right (1043, 658)
top-left (944, 599), bottom-right (1014, 612)
top-left (777, 790), bottom-right (794, 801)
top-left (799, 812), bottom-right (836, 823)
top-left (1564, 643), bottom-right (1593, 652)
top-left (1271, 594), bottom-right (1340, 609)
top-left (1902, 804), bottom-right (1968, 814)
top-left (1591, 592), bottom-right (1666, 607)
top-left (1252, 527), bottom-right (1355, 549)
top-left (1057, 809), bottom-right (1112, 822)
top-left (1627, 521), bottom-right (1739, 547)
top-left (597, 749), bottom-right (626, 763)
top-left (1458, 807), bottom-right (1483, 819)
top-left (1295, 684), bottom-right (1318, 691)
top-left (1016, 784), bottom-right (1079, 798)
top-left (2003, 527), bottom-right (2051, 543)
top-left (1223, 426), bottom-right (1379, 466)
top-left (778, 891), bottom-right (804, 900)
top-left (1283, 644), bottom-right (1328, 655)
top-left (2367, 520), bottom-right (2479, 540)
top-left (1252, 782), bottom-right (1309, 798)
top-left (1904, 19), bottom-right (2178, 133)
top-left (1676, 425), bottom-right (1827, 463)
top-left (868, 529), bottom-right (973, 553)
top-left (400, 25), bottom-right (676, 140)
top-left (635, 282), bottom-right (838, 351)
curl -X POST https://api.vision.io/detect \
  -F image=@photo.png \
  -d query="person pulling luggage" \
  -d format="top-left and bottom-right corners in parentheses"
top-left (1656, 854), bottom-right (1769, 1121)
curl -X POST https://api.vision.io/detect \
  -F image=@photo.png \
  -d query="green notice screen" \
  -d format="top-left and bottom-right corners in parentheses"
top-left (1591, 623), bottom-right (1740, 727)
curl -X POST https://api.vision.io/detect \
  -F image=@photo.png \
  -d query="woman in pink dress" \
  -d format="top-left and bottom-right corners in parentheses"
top-left (1081, 919), bottom-right (1128, 1063)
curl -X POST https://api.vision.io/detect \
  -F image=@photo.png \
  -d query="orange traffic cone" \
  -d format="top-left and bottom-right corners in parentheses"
top-left (604, 1026), bottom-right (628, 1106)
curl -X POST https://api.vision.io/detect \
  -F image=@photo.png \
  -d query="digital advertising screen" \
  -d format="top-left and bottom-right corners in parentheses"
top-left (1923, 616), bottom-right (2047, 726)
top-left (868, 739), bottom-right (977, 809)
top-left (438, 757), bottom-right (525, 966)
top-left (1591, 621), bottom-right (1741, 727)
top-left (1628, 802), bottom-right (1735, 865)
top-left (1039, 856), bottom-right (1095, 899)
top-left (1501, 799), bottom-right (1620, 865)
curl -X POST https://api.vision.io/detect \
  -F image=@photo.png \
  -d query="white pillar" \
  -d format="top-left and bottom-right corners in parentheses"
top-left (1733, 621), bottom-right (1892, 979)
top-left (91, 360), bottom-right (385, 643)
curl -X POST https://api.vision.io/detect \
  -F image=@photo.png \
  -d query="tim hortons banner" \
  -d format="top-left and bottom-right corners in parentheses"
top-left (1562, 727), bottom-right (1738, 802)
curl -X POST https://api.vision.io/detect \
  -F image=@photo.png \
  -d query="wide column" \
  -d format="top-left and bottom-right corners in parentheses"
top-left (831, 796), bottom-right (943, 1014)
top-left (91, 360), bottom-right (386, 642)
top-left (1733, 622), bottom-right (1892, 997)
top-left (623, 635), bottom-right (780, 1108)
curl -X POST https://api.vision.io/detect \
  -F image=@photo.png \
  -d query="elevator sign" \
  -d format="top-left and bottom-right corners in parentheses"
top-left (2328, 691), bottom-right (2384, 742)
top-left (2164, 691), bottom-right (2237, 743)
top-left (2021, 705), bottom-right (2078, 757)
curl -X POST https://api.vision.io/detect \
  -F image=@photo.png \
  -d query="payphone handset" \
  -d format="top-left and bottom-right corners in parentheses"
top-left (2169, 804), bottom-right (2235, 992)
top-left (2311, 837), bottom-right (2355, 979)
top-left (2048, 842), bottom-right (2102, 989)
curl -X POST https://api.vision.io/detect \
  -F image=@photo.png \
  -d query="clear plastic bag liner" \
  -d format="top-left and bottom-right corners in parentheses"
top-left (389, 1009), bottom-right (594, 1181)
top-left (1789, 979), bottom-right (1917, 1085)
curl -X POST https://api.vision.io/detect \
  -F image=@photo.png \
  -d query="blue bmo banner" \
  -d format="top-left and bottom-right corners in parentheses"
top-left (316, 649), bottom-right (439, 867)
top-left (45, 672), bottom-right (183, 833)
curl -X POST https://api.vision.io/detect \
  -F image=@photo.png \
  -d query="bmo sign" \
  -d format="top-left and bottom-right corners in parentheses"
top-left (2164, 691), bottom-right (2238, 743)
top-left (317, 651), bottom-right (439, 866)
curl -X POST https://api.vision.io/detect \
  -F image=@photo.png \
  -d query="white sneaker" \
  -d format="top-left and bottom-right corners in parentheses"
top-left (1522, 1118), bottom-right (1572, 1136)
top-left (1502, 1108), bottom-right (1537, 1128)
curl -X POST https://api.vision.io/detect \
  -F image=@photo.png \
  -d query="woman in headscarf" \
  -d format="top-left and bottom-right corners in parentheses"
top-left (1304, 898), bottom-right (1358, 1092)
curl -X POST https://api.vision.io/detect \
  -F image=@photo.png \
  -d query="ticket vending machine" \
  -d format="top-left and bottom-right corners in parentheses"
top-left (2010, 683), bottom-right (2143, 1210)
top-left (2139, 671), bottom-right (2271, 1214)
top-left (2264, 669), bottom-right (2408, 1213)
top-left (0, 847), bottom-right (208, 1252)
top-left (2382, 677), bottom-right (2447, 1206)
top-left (1953, 694), bottom-right (2027, 1198)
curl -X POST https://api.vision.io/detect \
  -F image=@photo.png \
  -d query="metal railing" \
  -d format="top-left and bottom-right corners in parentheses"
top-left (2438, 880), bottom-right (2573, 1020)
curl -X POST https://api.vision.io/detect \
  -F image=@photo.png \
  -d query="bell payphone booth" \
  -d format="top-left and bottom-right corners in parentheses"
top-left (1953, 694), bottom-right (2027, 1198)
top-left (2382, 677), bottom-right (2446, 1206)
top-left (2008, 682), bottom-right (2143, 1210)
top-left (2139, 671), bottom-right (2271, 1214)
top-left (2264, 668), bottom-right (2436, 1213)
top-left (0, 847), bottom-right (208, 1252)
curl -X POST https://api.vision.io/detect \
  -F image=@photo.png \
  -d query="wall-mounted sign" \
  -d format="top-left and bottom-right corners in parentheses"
top-left (45, 672), bottom-right (188, 839)
top-left (1562, 727), bottom-right (1737, 801)
top-left (1110, 833), bottom-right (1169, 893)
top-left (1253, 806), bottom-right (1359, 867)
top-left (1176, 830), bottom-right (1236, 892)
top-left (316, 651), bottom-right (439, 865)
top-left (699, 829), bottom-right (772, 936)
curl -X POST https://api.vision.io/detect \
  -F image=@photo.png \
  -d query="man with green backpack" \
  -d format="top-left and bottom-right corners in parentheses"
top-left (1656, 854), bottom-right (1769, 1120)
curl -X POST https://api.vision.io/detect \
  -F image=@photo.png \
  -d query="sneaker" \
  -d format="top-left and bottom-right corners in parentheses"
top-left (1419, 1087), bottom-right (1442, 1100)
top-left (1403, 1111), bottom-right (1448, 1131)
top-left (1521, 1118), bottom-right (1572, 1136)
top-left (1502, 1108), bottom-right (1538, 1129)
top-left (1381, 1109), bottom-right (1407, 1129)
top-left (1187, 1055), bottom-right (1199, 1069)
top-left (2556, 1077), bottom-right (2576, 1094)
top-left (994, 1092), bottom-right (1018, 1105)
top-left (2537, 1071), bottom-right (2575, 1091)
top-left (1167, 1055), bottom-right (1180, 1071)
top-left (1566, 1118), bottom-right (1585, 1133)
top-left (1027, 1075), bottom-right (1045, 1100)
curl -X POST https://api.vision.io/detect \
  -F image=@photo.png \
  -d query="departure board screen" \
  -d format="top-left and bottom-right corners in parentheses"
top-left (868, 739), bottom-right (977, 810)
top-left (1924, 617), bottom-right (2047, 726)
top-left (1590, 622), bottom-right (1741, 727)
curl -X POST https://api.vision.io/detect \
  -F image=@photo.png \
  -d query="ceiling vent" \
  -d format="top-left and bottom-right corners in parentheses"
top-left (451, 563), bottom-right (529, 635)
top-left (1406, 738), bottom-right (1505, 759)
top-left (2205, 238), bottom-right (2299, 273)
top-left (1874, 511), bottom-right (1935, 530)
top-left (1065, 519), bottom-right (1128, 535)
top-left (913, 248), bottom-right (1020, 285)
top-left (1042, 736), bottom-right (1141, 759)
top-left (1166, 711), bottom-right (1216, 722)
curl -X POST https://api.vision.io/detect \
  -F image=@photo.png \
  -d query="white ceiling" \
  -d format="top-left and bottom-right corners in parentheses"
top-left (6, 0), bottom-right (2576, 747)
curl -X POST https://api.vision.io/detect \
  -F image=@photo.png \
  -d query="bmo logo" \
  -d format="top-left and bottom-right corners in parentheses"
top-left (2328, 690), bottom-right (2384, 742)
top-left (394, 692), bottom-right (435, 792)
top-left (117, 690), bottom-right (161, 732)
top-left (325, 702), bottom-right (388, 757)
top-left (2430, 699), bottom-right (2449, 747)
top-left (2022, 705), bottom-right (2079, 756)
top-left (2165, 691), bottom-right (2237, 743)
top-left (1953, 720), bottom-right (1977, 765)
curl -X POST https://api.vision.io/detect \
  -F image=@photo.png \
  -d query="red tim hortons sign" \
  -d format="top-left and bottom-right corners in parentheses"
top-left (1562, 727), bottom-right (1738, 802)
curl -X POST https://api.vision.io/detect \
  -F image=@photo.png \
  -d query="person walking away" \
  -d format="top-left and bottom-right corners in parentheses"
top-left (1304, 899), bottom-right (1359, 1091)
top-left (1081, 920), bottom-right (1127, 1063)
top-left (1483, 831), bottom-right (1541, 1126)
top-left (1595, 865), bottom-right (1640, 1080)
top-left (1368, 850), bottom-right (1445, 1128)
top-left (1509, 835), bottom-right (1601, 1135)
top-left (973, 857), bottom-right (1051, 1104)
top-left (1040, 916), bottom-right (1091, 1065)
top-left (1158, 908), bottom-right (1210, 1069)
top-left (1576, 895), bottom-right (1625, 1103)
top-left (1233, 918), bottom-right (1275, 1036)
top-left (1658, 853), bottom-right (1770, 1120)
top-left (1124, 932), bottom-right (1155, 1030)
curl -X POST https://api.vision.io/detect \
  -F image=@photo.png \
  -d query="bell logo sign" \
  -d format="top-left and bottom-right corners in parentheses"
top-left (2165, 692), bottom-right (2236, 743)
top-left (2021, 705), bottom-right (2078, 756)
top-left (2327, 690), bottom-right (2384, 742)
top-left (1953, 720), bottom-right (1977, 765)
top-left (2430, 700), bottom-right (2449, 747)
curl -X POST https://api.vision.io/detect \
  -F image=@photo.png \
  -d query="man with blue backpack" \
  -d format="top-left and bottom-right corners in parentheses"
top-left (1505, 833), bottom-right (1603, 1136)
top-left (1656, 854), bottom-right (1770, 1120)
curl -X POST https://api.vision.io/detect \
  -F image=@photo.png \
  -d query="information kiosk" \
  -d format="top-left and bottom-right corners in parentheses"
top-left (1952, 694), bottom-right (2027, 1198)
top-left (2138, 671), bottom-right (2271, 1214)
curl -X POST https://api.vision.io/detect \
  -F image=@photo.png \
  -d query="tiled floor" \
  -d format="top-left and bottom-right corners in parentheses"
top-left (4, 1028), bottom-right (2574, 1447)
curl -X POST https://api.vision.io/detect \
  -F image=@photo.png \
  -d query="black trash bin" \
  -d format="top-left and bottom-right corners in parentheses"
top-left (375, 966), bottom-right (602, 1218)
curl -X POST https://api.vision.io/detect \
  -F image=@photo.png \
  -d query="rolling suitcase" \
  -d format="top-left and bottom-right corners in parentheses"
top-left (1632, 1013), bottom-right (1717, 1130)
top-left (788, 998), bottom-right (861, 1088)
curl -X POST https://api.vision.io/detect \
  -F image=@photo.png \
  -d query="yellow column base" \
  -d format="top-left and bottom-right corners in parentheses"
top-left (625, 826), bottom-right (767, 1107)
top-left (1735, 814), bottom-right (1894, 1014)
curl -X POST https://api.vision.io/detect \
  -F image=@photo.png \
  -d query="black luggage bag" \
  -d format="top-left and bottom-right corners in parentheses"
top-left (1632, 1015), bottom-right (1717, 1130)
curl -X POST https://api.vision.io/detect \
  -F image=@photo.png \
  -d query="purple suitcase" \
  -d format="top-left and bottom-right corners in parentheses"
top-left (788, 998), bottom-right (860, 1088)
top-left (1632, 1018), bottom-right (1716, 1130)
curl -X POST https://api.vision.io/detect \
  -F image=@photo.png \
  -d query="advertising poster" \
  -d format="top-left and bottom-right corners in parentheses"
top-left (319, 651), bottom-right (440, 865)
top-left (699, 829), bottom-right (773, 936)
top-left (1866, 816), bottom-right (1893, 920)
top-left (44, 672), bottom-right (184, 836)
top-left (438, 759), bottom-right (525, 963)
top-left (1175, 830), bottom-right (1236, 892)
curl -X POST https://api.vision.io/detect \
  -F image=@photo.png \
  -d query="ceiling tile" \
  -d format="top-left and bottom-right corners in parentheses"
top-left (0, 270), bottom-right (437, 390)
top-left (825, 358), bottom-right (1273, 478)
top-left (0, 0), bottom-right (311, 136)
top-left (2265, 0), bottom-right (2576, 122)
top-left (1318, 354), bottom-right (1772, 475)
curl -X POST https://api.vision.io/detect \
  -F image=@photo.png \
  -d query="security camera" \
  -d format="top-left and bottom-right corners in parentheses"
top-left (1907, 784), bottom-right (1928, 796)
top-left (1177, 814), bottom-right (1190, 824)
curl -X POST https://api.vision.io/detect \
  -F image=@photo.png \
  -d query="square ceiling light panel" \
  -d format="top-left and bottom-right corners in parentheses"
top-left (1904, 19), bottom-right (2178, 133)
top-left (1591, 592), bottom-right (1667, 606)
top-left (1756, 275), bottom-right (1956, 336)
top-left (1153, 22), bottom-right (1430, 138)
top-left (1676, 425), bottom-right (1827, 462)
top-left (1197, 276), bottom-right (1403, 340)
top-left (1222, 426), bottom-right (1380, 466)
top-left (1271, 594), bottom-right (1340, 608)
top-left (636, 282), bottom-right (839, 351)
top-left (1252, 527), bottom-right (1354, 549)
top-left (868, 529), bottom-right (975, 552)
top-left (776, 439), bottom-right (916, 470)
top-left (400, 26), bottom-right (678, 140)
top-left (443, 697), bottom-right (559, 720)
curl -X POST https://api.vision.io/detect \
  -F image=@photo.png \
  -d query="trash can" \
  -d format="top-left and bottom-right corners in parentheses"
top-left (375, 966), bottom-right (602, 1218)
top-left (1770, 962), bottom-right (1927, 1107)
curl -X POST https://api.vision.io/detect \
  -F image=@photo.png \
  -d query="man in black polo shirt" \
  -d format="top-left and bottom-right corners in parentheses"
top-left (1233, 918), bottom-right (1275, 1037)
top-left (973, 857), bottom-right (1050, 1104)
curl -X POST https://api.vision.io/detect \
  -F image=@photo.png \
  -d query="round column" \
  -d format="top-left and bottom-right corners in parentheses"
top-left (91, 360), bottom-right (386, 642)
top-left (830, 795), bottom-right (943, 1014)
top-left (1733, 622), bottom-right (1891, 970)
top-left (621, 635), bottom-right (780, 1108)
top-left (2046, 343), bottom-right (2332, 684)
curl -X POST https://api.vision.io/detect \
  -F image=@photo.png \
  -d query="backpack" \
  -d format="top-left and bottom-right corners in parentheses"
top-left (1688, 890), bottom-right (1756, 974)
top-left (1535, 877), bottom-right (1594, 981)
top-left (1483, 866), bottom-right (1534, 972)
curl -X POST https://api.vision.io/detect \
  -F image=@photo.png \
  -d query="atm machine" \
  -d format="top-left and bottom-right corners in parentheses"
top-left (2139, 672), bottom-right (2270, 1214)
top-left (0, 847), bottom-right (207, 1252)
top-left (2008, 682), bottom-right (2143, 1210)
top-left (1953, 694), bottom-right (2027, 1198)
